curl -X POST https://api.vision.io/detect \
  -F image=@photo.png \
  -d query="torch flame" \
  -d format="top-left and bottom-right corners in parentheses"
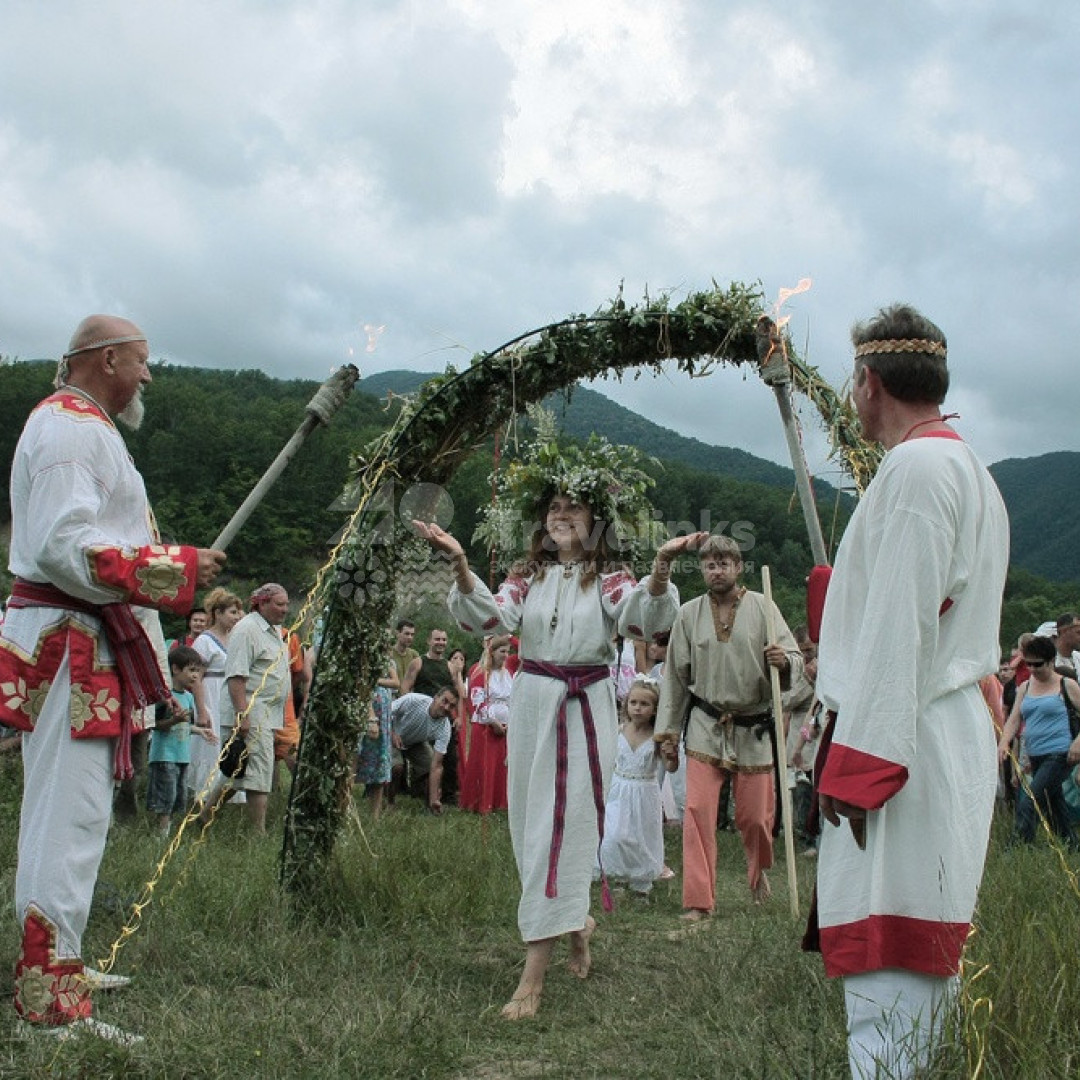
top-left (363, 324), bottom-right (386, 354)
top-left (773, 277), bottom-right (812, 329)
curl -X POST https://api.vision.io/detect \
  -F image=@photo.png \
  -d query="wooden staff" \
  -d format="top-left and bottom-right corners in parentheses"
top-left (211, 364), bottom-right (360, 551)
top-left (762, 564), bottom-right (799, 918)
top-left (755, 316), bottom-right (829, 566)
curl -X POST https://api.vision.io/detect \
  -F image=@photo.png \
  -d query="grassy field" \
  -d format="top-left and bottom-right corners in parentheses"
top-left (0, 755), bottom-right (1077, 1079)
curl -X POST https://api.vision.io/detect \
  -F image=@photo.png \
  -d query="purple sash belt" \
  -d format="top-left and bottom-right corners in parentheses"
top-left (8, 578), bottom-right (171, 780)
top-left (519, 658), bottom-right (614, 911)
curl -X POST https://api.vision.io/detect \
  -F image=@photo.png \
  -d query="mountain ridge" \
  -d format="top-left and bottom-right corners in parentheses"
top-left (358, 369), bottom-right (838, 498)
top-left (359, 369), bottom-right (1080, 584)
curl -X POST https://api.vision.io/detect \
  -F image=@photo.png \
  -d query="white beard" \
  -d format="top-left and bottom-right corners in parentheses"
top-left (117, 389), bottom-right (145, 430)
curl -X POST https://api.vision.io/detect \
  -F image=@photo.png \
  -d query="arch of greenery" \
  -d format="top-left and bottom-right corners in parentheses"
top-left (280, 281), bottom-right (877, 896)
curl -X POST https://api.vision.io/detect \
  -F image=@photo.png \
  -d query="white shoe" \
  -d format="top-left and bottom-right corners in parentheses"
top-left (83, 966), bottom-right (132, 991)
top-left (20, 1017), bottom-right (144, 1046)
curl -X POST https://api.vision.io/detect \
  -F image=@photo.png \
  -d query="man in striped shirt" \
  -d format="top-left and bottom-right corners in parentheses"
top-left (390, 687), bottom-right (459, 814)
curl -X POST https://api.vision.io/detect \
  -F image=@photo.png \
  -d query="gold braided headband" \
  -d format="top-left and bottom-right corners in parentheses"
top-left (63, 334), bottom-right (147, 359)
top-left (854, 338), bottom-right (946, 359)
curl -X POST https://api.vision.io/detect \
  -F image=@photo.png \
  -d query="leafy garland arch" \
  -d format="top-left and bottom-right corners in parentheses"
top-left (280, 281), bottom-right (877, 896)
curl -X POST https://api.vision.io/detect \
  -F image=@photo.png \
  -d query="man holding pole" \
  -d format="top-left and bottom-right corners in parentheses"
top-left (654, 535), bottom-right (802, 914)
top-left (807, 305), bottom-right (1008, 1079)
top-left (0, 315), bottom-right (225, 1037)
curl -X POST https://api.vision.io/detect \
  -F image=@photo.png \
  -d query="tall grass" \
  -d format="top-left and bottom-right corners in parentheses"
top-left (0, 755), bottom-right (1077, 1078)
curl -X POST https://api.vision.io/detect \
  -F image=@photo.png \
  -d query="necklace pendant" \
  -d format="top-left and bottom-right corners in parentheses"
top-left (550, 613), bottom-right (558, 632)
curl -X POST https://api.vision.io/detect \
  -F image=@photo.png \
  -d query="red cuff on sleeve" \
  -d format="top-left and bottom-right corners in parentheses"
top-left (88, 544), bottom-right (199, 613)
top-left (817, 742), bottom-right (908, 810)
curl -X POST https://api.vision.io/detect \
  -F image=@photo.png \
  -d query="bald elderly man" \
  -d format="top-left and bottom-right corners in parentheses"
top-left (0, 315), bottom-right (225, 1036)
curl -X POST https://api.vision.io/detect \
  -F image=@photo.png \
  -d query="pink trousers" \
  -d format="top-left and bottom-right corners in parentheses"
top-left (682, 756), bottom-right (774, 910)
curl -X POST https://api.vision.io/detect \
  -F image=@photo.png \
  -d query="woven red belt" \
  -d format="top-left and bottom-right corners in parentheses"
top-left (8, 578), bottom-right (171, 780)
top-left (519, 658), bottom-right (614, 911)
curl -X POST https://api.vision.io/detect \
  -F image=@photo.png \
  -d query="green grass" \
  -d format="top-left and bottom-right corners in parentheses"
top-left (0, 756), bottom-right (1077, 1078)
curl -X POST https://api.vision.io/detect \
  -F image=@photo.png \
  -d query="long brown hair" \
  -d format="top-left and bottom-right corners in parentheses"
top-left (513, 493), bottom-right (627, 589)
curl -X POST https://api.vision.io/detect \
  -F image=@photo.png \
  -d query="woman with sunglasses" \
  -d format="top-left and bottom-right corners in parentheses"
top-left (997, 633), bottom-right (1080, 846)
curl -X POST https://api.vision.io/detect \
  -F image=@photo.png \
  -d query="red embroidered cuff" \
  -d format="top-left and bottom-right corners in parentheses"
top-left (88, 543), bottom-right (198, 613)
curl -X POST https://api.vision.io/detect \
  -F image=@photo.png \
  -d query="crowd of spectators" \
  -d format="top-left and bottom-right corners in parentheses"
top-left (3, 594), bottom-right (1078, 854)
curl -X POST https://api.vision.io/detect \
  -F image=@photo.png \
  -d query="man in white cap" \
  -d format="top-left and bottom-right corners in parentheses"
top-left (0, 314), bottom-right (225, 1038)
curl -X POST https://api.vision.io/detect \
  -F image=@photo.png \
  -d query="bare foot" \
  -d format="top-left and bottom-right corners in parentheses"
top-left (501, 988), bottom-right (542, 1020)
top-left (567, 916), bottom-right (596, 979)
top-left (679, 908), bottom-right (712, 922)
top-left (751, 872), bottom-right (771, 905)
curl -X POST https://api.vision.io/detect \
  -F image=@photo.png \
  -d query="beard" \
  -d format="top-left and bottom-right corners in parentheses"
top-left (117, 388), bottom-right (145, 430)
top-left (708, 578), bottom-right (739, 598)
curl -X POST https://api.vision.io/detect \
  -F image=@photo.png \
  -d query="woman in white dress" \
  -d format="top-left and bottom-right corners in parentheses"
top-left (188, 587), bottom-right (243, 804)
top-left (414, 417), bottom-right (706, 1020)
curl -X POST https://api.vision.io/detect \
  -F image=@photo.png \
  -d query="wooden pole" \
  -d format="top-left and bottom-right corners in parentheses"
top-left (755, 317), bottom-right (829, 566)
top-left (211, 364), bottom-right (360, 551)
top-left (761, 565), bottom-right (799, 918)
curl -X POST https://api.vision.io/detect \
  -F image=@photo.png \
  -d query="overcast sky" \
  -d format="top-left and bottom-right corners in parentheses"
top-left (2, 0), bottom-right (1077, 478)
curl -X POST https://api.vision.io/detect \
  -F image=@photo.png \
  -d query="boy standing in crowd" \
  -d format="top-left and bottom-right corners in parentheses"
top-left (147, 646), bottom-right (205, 836)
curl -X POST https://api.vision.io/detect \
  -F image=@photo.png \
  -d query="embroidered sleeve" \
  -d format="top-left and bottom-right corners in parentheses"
top-left (467, 668), bottom-right (489, 722)
top-left (448, 573), bottom-right (525, 636)
top-left (23, 406), bottom-right (198, 612)
top-left (87, 544), bottom-right (198, 613)
top-left (610, 572), bottom-right (679, 643)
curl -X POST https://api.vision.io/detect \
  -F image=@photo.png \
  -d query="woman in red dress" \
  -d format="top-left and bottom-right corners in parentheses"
top-left (460, 635), bottom-right (514, 813)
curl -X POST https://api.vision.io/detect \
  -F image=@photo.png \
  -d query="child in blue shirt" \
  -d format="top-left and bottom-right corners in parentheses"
top-left (147, 645), bottom-right (203, 835)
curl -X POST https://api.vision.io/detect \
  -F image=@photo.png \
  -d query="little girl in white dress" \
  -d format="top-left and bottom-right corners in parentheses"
top-left (598, 677), bottom-right (674, 894)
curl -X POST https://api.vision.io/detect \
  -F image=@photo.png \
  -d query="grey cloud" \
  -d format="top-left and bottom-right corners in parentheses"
top-left (0, 0), bottom-right (1078, 473)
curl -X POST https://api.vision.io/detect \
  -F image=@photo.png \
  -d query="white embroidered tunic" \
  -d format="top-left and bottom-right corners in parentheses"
top-left (449, 565), bottom-right (678, 941)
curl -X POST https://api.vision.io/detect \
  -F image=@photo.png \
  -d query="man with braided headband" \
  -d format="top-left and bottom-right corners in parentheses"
top-left (805, 305), bottom-right (1008, 1078)
top-left (1, 314), bottom-right (225, 1039)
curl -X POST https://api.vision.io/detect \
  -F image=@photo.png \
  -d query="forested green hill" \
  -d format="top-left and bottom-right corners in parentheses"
top-left (360, 370), bottom-right (842, 500)
top-left (989, 452), bottom-right (1080, 585)
top-left (1, 358), bottom-right (1073, 647)
top-left (0, 360), bottom-right (841, 624)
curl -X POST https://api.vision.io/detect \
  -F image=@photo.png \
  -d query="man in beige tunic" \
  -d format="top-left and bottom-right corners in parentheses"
top-left (655, 535), bottom-right (802, 914)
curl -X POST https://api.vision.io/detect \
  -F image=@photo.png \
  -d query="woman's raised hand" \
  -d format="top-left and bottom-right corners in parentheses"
top-left (412, 519), bottom-right (464, 558)
top-left (414, 519), bottom-right (474, 594)
top-left (657, 531), bottom-right (712, 561)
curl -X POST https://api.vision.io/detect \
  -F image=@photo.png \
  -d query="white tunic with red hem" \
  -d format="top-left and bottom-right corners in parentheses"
top-left (814, 434), bottom-right (1008, 979)
top-left (2, 389), bottom-right (198, 1026)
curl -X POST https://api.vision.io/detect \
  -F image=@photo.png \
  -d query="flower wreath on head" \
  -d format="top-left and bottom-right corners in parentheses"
top-left (473, 404), bottom-right (668, 573)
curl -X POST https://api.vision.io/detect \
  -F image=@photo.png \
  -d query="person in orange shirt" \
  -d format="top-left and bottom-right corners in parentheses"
top-left (273, 628), bottom-right (310, 782)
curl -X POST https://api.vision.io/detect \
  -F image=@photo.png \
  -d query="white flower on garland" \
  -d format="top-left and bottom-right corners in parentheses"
top-left (474, 404), bottom-right (667, 570)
